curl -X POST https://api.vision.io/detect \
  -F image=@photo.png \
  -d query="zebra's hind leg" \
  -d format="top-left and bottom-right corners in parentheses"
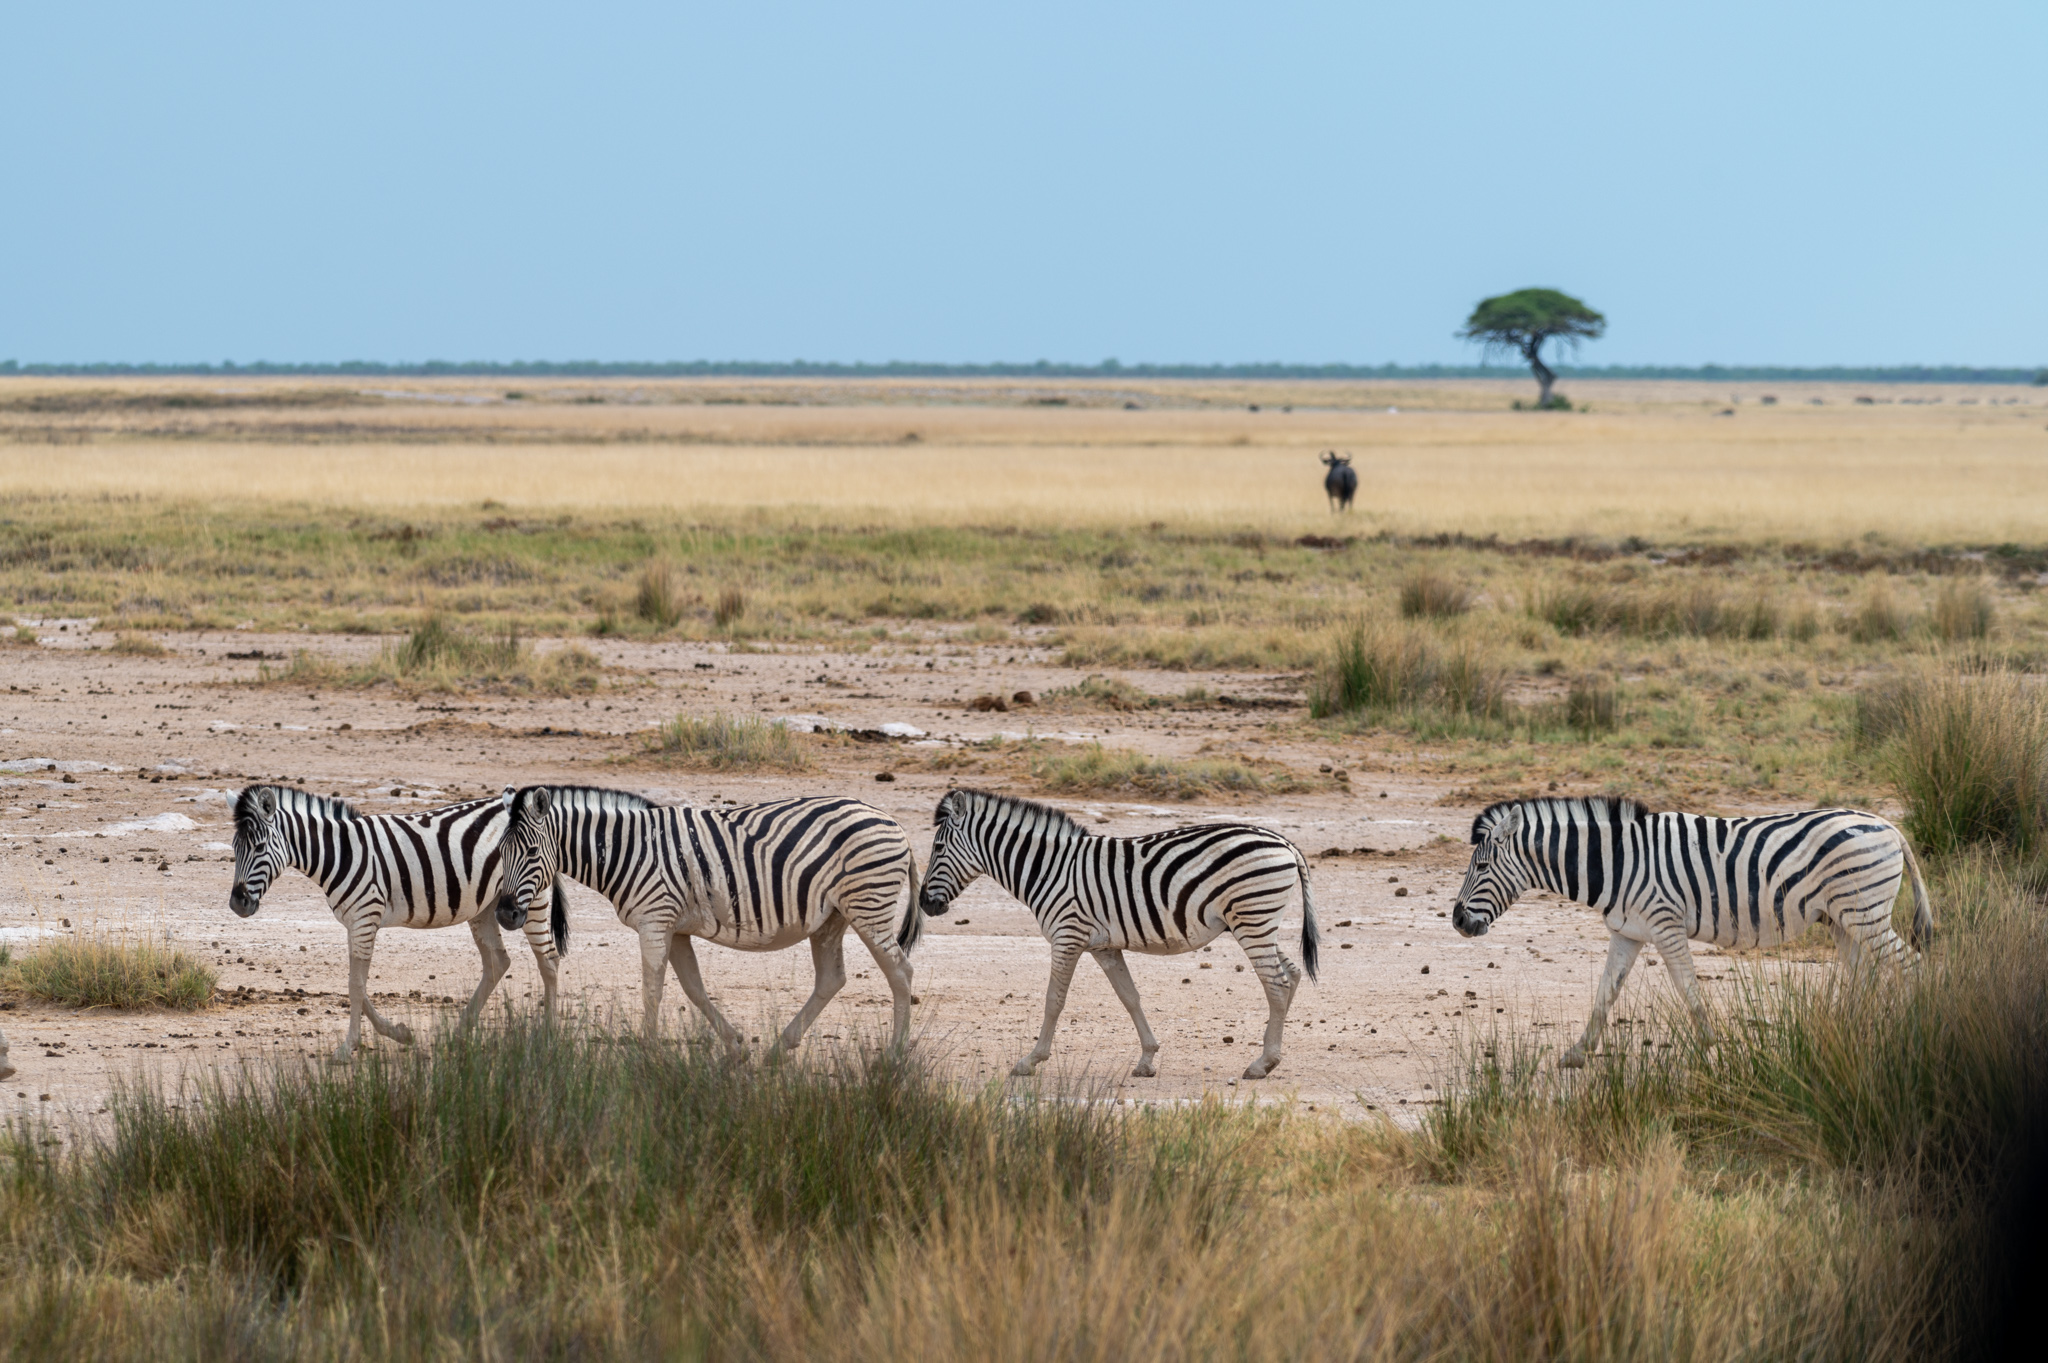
top-left (667, 934), bottom-right (743, 1053)
top-left (850, 916), bottom-right (917, 1050)
top-left (1015, 939), bottom-right (1086, 1077)
top-left (1649, 919), bottom-right (1717, 1048)
top-left (461, 915), bottom-right (514, 1027)
top-left (776, 919), bottom-right (851, 1055)
top-left (1092, 949), bottom-right (1160, 1077)
top-left (1237, 940), bottom-right (1302, 1080)
top-left (1562, 932), bottom-right (1642, 1069)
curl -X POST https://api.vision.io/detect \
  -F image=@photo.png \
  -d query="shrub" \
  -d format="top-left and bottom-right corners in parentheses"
top-left (713, 587), bottom-right (748, 630)
top-left (1050, 674), bottom-right (1158, 711)
top-left (645, 712), bottom-right (812, 770)
top-left (1532, 584), bottom-right (1611, 637)
top-left (1566, 676), bottom-right (1620, 734)
top-left (1931, 577), bottom-right (1996, 642)
top-left (634, 558), bottom-right (686, 628)
top-left (1877, 667), bottom-right (2048, 856)
top-left (1848, 580), bottom-right (1908, 642)
top-left (1398, 568), bottom-right (1472, 619)
top-left (0, 931), bottom-right (214, 1010)
top-left (1309, 617), bottom-right (1503, 721)
top-left (2, 619), bottom-right (37, 646)
top-left (109, 632), bottom-right (166, 656)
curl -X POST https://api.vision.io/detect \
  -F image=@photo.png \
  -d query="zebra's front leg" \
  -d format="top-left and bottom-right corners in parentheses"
top-left (637, 925), bottom-right (674, 1041)
top-left (529, 941), bottom-right (561, 1021)
top-left (1014, 938), bottom-right (1085, 1077)
top-left (666, 934), bottom-right (743, 1052)
top-left (775, 919), bottom-right (850, 1055)
top-left (461, 915), bottom-right (514, 1027)
top-left (1091, 949), bottom-right (1160, 1077)
top-left (1562, 931), bottom-right (1643, 1069)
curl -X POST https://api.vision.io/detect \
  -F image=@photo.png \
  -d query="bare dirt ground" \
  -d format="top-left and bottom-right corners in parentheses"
top-left (1, 627), bottom-right (1813, 1142)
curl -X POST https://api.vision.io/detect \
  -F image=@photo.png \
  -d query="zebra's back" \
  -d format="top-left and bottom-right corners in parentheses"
top-left (1648, 808), bottom-right (1909, 949)
top-left (1072, 822), bottom-right (1302, 951)
top-left (668, 797), bottom-right (913, 948)
top-left (359, 799), bottom-right (508, 928)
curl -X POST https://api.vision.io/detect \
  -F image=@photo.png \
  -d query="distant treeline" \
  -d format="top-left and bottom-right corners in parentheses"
top-left (1, 358), bottom-right (2042, 384)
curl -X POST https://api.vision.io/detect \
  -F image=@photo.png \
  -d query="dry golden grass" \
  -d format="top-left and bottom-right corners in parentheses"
top-left (2, 377), bottom-right (2043, 541)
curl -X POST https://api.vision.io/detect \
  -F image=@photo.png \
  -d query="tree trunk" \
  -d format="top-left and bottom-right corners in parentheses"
top-left (1524, 339), bottom-right (1555, 406)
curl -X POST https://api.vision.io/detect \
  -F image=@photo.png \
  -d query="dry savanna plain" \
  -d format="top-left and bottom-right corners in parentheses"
top-left (1, 375), bottom-right (2046, 1359)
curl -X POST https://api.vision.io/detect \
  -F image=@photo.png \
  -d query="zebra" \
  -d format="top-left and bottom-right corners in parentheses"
top-left (915, 789), bottom-right (1320, 1080)
top-left (1450, 796), bottom-right (1934, 1068)
top-left (1320, 451), bottom-right (1357, 511)
top-left (229, 784), bottom-right (649, 1064)
top-left (0, 1026), bottom-right (12, 1082)
top-left (492, 786), bottom-right (922, 1051)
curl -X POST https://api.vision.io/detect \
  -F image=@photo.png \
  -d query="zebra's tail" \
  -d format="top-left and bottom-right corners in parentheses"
top-left (1901, 835), bottom-right (1934, 956)
top-left (1293, 845), bottom-right (1320, 983)
top-left (896, 845), bottom-right (925, 952)
top-left (550, 879), bottom-right (571, 959)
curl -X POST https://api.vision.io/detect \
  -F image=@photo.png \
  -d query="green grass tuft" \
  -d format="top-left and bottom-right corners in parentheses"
top-left (1873, 666), bottom-right (2048, 856)
top-left (644, 712), bottom-right (813, 770)
top-left (1, 931), bottom-right (215, 1011)
top-left (1308, 616), bottom-right (1504, 721)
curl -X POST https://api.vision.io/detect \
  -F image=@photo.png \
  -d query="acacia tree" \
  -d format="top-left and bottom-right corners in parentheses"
top-left (1459, 288), bottom-right (1605, 408)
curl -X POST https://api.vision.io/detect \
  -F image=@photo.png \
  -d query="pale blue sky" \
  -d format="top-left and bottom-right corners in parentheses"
top-left (4, 2), bottom-right (2041, 366)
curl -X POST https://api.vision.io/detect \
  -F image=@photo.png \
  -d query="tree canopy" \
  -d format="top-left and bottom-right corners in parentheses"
top-left (1459, 288), bottom-right (1605, 407)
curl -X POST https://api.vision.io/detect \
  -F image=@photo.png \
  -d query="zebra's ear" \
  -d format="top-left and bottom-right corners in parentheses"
top-left (1500, 806), bottom-right (1523, 838)
top-left (255, 787), bottom-right (278, 819)
top-left (530, 787), bottom-right (553, 818)
top-left (501, 785), bottom-right (516, 809)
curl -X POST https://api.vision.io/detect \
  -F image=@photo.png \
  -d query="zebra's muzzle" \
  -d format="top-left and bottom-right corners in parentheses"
top-left (493, 891), bottom-right (529, 932)
top-left (1451, 903), bottom-right (1489, 937)
top-left (229, 884), bottom-right (260, 918)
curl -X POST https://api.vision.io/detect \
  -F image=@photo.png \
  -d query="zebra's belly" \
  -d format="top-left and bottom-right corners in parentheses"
top-left (1098, 912), bottom-right (1227, 954)
top-left (381, 899), bottom-right (489, 931)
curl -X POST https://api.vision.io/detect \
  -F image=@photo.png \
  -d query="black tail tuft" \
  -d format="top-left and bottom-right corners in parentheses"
top-left (1295, 848), bottom-right (1320, 983)
top-left (550, 879), bottom-right (570, 959)
top-left (896, 847), bottom-right (925, 951)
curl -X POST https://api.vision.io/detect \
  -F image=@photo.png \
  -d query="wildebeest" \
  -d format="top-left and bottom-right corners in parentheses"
top-left (1320, 451), bottom-right (1357, 511)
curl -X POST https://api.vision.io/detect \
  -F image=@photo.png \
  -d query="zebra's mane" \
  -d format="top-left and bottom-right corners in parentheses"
top-left (236, 784), bottom-right (359, 829)
top-left (941, 787), bottom-right (1085, 837)
top-left (1472, 796), bottom-right (1651, 844)
top-left (518, 784), bottom-right (656, 813)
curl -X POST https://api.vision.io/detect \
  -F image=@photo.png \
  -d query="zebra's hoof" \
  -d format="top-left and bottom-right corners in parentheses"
top-left (327, 1050), bottom-right (354, 1068)
top-left (1011, 1058), bottom-right (1042, 1077)
top-left (1131, 1060), bottom-right (1157, 1078)
top-left (1242, 1060), bottom-right (1277, 1080)
top-left (0, 1065), bottom-right (15, 1083)
top-left (1558, 1049), bottom-right (1587, 1070)
top-left (390, 1024), bottom-right (415, 1047)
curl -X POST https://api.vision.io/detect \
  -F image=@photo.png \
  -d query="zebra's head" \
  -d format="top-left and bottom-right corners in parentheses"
top-left (919, 790), bottom-right (986, 916)
top-left (495, 786), bottom-right (560, 931)
top-left (229, 785), bottom-right (284, 918)
top-left (1452, 804), bottom-right (1529, 938)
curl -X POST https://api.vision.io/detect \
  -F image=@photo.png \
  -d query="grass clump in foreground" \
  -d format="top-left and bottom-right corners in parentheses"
top-left (1030, 741), bottom-right (1305, 800)
top-left (643, 711), bottom-right (813, 770)
top-left (6, 952), bottom-right (2038, 1360)
top-left (0, 931), bottom-right (214, 1010)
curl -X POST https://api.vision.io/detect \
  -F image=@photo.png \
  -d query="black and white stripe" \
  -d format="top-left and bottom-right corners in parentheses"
top-left (1450, 796), bottom-right (1934, 1067)
top-left (229, 784), bottom-right (646, 1063)
top-left (915, 789), bottom-right (1320, 1080)
top-left (493, 786), bottom-right (922, 1051)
